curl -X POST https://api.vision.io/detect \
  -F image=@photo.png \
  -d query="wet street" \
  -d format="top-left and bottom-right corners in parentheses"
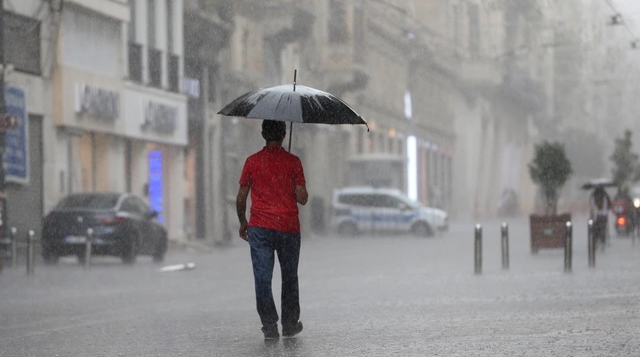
top-left (2, 215), bottom-right (640, 356)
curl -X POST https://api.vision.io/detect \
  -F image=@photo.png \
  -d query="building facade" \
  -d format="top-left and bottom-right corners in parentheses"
top-left (2, 0), bottom-right (52, 240)
top-left (49, 0), bottom-right (187, 241)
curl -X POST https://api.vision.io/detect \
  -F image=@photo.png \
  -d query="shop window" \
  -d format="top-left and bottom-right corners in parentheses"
top-left (4, 11), bottom-right (41, 75)
top-left (128, 42), bottom-right (143, 82)
top-left (148, 47), bottom-right (162, 88)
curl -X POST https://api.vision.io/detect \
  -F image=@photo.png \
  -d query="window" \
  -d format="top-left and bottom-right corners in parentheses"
top-left (57, 194), bottom-right (120, 210)
top-left (468, 3), bottom-right (480, 56)
top-left (339, 194), bottom-right (372, 207)
top-left (133, 197), bottom-right (151, 214)
top-left (168, 53), bottom-right (179, 92)
top-left (208, 68), bottom-right (217, 103)
top-left (166, 0), bottom-right (173, 53)
top-left (370, 195), bottom-right (402, 208)
top-left (121, 197), bottom-right (149, 215)
top-left (4, 11), bottom-right (41, 75)
top-left (128, 42), bottom-right (143, 82)
top-left (353, 6), bottom-right (364, 62)
top-left (129, 0), bottom-right (136, 42)
top-left (453, 4), bottom-right (461, 54)
top-left (329, 0), bottom-right (348, 44)
top-left (148, 0), bottom-right (156, 48)
top-left (120, 198), bottom-right (139, 213)
top-left (148, 47), bottom-right (162, 88)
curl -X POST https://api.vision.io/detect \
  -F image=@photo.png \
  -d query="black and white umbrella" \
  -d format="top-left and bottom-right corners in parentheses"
top-left (218, 70), bottom-right (368, 151)
top-left (581, 178), bottom-right (617, 190)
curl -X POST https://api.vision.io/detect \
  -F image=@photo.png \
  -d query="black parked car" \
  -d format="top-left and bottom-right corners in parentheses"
top-left (42, 193), bottom-right (168, 264)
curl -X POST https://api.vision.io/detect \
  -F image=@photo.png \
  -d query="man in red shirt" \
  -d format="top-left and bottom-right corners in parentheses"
top-left (236, 120), bottom-right (308, 340)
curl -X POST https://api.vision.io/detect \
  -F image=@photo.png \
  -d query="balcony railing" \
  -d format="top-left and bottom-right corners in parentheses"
top-left (168, 53), bottom-right (180, 93)
top-left (128, 42), bottom-right (143, 83)
top-left (148, 47), bottom-right (162, 88)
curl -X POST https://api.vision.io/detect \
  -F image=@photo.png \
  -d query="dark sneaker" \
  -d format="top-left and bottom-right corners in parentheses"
top-left (282, 321), bottom-right (303, 338)
top-left (262, 326), bottom-right (280, 340)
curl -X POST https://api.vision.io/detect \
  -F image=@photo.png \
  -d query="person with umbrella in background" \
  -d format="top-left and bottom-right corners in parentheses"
top-left (590, 186), bottom-right (612, 249)
top-left (236, 119), bottom-right (308, 340)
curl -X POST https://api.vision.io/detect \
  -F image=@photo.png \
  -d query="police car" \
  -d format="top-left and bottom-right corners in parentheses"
top-left (330, 187), bottom-right (448, 237)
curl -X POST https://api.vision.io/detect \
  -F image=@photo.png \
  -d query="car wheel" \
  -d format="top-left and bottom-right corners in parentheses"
top-left (42, 249), bottom-right (60, 265)
top-left (411, 222), bottom-right (433, 237)
top-left (338, 222), bottom-right (358, 237)
top-left (152, 237), bottom-right (167, 263)
top-left (122, 235), bottom-right (139, 265)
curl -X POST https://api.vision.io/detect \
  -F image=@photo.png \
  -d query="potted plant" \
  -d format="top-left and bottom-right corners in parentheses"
top-left (528, 141), bottom-right (573, 254)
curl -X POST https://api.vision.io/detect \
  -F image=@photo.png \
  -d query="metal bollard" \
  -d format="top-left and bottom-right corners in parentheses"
top-left (10, 227), bottom-right (17, 267)
top-left (26, 230), bottom-right (35, 275)
top-left (84, 228), bottom-right (93, 268)
top-left (588, 219), bottom-right (595, 268)
top-left (564, 222), bottom-right (572, 273)
top-left (501, 222), bottom-right (510, 270)
top-left (474, 224), bottom-right (482, 275)
top-left (635, 208), bottom-right (639, 246)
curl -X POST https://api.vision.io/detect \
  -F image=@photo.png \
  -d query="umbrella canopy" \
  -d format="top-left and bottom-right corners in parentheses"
top-left (217, 84), bottom-right (368, 129)
top-left (581, 178), bottom-right (617, 190)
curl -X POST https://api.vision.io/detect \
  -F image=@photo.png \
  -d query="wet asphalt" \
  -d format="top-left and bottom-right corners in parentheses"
top-left (1, 215), bottom-right (640, 356)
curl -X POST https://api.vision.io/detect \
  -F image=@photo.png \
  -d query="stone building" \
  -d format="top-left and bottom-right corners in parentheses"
top-left (49, 0), bottom-right (187, 241)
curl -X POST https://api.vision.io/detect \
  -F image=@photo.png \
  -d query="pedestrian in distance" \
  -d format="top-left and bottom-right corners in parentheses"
top-left (590, 186), bottom-right (611, 249)
top-left (236, 119), bottom-right (308, 340)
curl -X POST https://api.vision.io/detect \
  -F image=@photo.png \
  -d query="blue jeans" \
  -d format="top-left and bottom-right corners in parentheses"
top-left (248, 226), bottom-right (301, 330)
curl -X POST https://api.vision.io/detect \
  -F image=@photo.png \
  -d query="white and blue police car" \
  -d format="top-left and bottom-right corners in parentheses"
top-left (330, 187), bottom-right (448, 237)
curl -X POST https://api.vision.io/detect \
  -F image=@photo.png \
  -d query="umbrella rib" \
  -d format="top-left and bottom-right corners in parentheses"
top-left (273, 93), bottom-right (287, 121)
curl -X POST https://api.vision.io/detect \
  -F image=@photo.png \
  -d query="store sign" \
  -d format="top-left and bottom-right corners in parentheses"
top-left (142, 101), bottom-right (178, 134)
top-left (75, 84), bottom-right (119, 120)
top-left (4, 85), bottom-right (29, 184)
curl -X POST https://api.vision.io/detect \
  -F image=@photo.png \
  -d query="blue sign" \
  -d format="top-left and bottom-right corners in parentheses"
top-left (148, 150), bottom-right (164, 223)
top-left (5, 86), bottom-right (29, 184)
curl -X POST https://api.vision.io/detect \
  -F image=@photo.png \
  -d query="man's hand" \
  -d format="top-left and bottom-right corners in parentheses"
top-left (295, 184), bottom-right (308, 205)
top-left (237, 185), bottom-right (251, 242)
top-left (239, 220), bottom-right (248, 241)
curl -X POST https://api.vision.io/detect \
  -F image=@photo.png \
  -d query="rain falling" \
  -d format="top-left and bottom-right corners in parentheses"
top-left (2, 0), bottom-right (640, 355)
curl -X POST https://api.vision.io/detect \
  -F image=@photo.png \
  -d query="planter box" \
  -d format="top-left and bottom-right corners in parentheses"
top-left (530, 213), bottom-right (571, 254)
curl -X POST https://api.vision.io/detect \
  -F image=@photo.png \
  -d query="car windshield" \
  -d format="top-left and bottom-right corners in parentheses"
top-left (56, 194), bottom-right (120, 210)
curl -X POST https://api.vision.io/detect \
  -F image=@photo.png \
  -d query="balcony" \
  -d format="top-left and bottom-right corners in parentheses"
top-left (168, 53), bottom-right (180, 93)
top-left (497, 67), bottom-right (546, 114)
top-left (148, 48), bottom-right (162, 88)
top-left (457, 57), bottom-right (502, 91)
top-left (184, 1), bottom-right (234, 67)
top-left (128, 42), bottom-right (143, 83)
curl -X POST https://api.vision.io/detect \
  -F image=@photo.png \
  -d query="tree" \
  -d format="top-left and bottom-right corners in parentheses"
top-left (529, 141), bottom-right (573, 215)
top-left (610, 129), bottom-right (638, 185)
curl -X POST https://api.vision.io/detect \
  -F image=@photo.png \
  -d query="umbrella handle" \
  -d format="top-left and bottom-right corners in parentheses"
top-left (289, 69), bottom-right (297, 152)
top-left (288, 122), bottom-right (293, 152)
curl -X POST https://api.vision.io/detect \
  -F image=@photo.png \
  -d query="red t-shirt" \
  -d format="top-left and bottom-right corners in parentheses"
top-left (239, 146), bottom-right (306, 233)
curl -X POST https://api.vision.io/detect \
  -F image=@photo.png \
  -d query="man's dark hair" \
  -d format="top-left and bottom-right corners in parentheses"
top-left (262, 120), bottom-right (287, 142)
